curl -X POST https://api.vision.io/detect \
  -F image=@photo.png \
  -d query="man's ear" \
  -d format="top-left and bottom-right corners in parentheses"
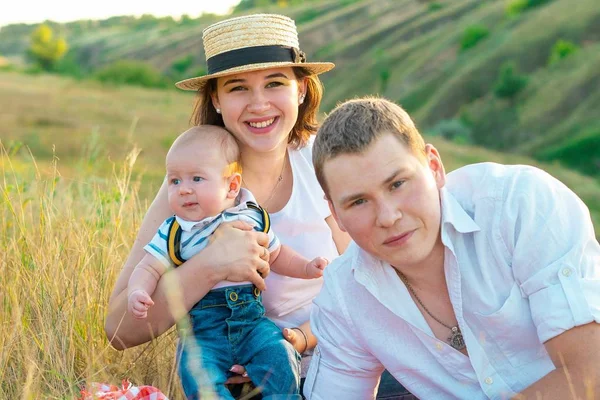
top-left (327, 199), bottom-right (347, 233)
top-left (425, 144), bottom-right (446, 189)
top-left (227, 173), bottom-right (242, 199)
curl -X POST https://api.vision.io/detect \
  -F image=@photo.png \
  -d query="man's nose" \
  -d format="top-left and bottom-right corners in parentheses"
top-left (376, 201), bottom-right (402, 228)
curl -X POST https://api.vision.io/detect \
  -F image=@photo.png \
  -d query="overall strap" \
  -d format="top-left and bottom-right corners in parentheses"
top-left (167, 218), bottom-right (186, 267)
top-left (246, 202), bottom-right (270, 233)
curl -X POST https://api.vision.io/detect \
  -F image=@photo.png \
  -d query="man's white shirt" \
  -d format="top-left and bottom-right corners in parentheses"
top-left (305, 163), bottom-right (600, 400)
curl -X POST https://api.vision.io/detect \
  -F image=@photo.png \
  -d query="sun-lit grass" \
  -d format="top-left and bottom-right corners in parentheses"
top-left (0, 66), bottom-right (599, 397)
top-left (0, 144), bottom-right (185, 399)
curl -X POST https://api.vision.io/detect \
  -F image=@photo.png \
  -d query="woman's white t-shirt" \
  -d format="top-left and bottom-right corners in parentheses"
top-left (262, 139), bottom-right (340, 329)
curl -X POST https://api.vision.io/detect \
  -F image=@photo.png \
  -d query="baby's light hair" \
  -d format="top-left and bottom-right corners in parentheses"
top-left (168, 125), bottom-right (242, 176)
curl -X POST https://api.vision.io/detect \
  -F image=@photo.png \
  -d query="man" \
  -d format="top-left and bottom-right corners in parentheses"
top-left (304, 97), bottom-right (600, 399)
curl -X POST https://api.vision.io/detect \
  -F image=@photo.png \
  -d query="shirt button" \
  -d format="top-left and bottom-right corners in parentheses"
top-left (435, 342), bottom-right (444, 351)
top-left (562, 268), bottom-right (572, 277)
top-left (484, 377), bottom-right (493, 385)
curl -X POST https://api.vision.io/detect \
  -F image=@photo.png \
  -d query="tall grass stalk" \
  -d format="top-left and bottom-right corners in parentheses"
top-left (0, 142), bottom-right (182, 399)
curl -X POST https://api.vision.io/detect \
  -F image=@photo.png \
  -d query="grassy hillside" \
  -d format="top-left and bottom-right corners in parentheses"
top-left (1, 69), bottom-right (599, 235)
top-left (1, 0), bottom-right (597, 178)
top-left (1, 63), bottom-right (599, 397)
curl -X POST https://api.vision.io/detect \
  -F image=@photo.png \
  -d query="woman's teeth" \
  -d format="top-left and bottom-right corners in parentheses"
top-left (248, 118), bottom-right (275, 128)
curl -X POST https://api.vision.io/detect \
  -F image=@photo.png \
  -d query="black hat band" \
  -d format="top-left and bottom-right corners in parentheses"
top-left (206, 45), bottom-right (306, 75)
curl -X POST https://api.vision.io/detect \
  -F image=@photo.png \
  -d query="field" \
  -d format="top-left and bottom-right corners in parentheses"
top-left (1, 38), bottom-right (600, 399)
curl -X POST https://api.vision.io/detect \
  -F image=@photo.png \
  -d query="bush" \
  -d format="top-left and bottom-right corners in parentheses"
top-left (171, 54), bottom-right (194, 75)
top-left (548, 39), bottom-right (578, 65)
top-left (93, 60), bottom-right (169, 89)
top-left (537, 128), bottom-right (600, 177)
top-left (460, 25), bottom-right (489, 51)
top-left (493, 62), bottom-right (528, 99)
top-left (506, 0), bottom-right (553, 16)
top-left (428, 2), bottom-right (444, 11)
top-left (428, 119), bottom-right (472, 143)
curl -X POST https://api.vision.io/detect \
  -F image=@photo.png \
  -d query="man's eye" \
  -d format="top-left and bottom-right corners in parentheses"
top-left (193, 176), bottom-right (203, 182)
top-left (351, 199), bottom-right (366, 207)
top-left (391, 180), bottom-right (405, 190)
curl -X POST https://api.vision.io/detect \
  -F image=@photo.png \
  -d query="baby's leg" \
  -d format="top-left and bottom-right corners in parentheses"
top-left (237, 317), bottom-right (302, 399)
top-left (178, 333), bottom-right (236, 400)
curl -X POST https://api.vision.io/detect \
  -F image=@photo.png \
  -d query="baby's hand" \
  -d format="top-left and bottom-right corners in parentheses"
top-left (304, 257), bottom-right (329, 279)
top-left (128, 290), bottom-right (155, 319)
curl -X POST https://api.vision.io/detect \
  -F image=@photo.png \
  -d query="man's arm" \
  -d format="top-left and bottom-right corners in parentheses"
top-left (504, 167), bottom-right (600, 398)
top-left (304, 266), bottom-right (383, 399)
top-left (513, 322), bottom-right (600, 399)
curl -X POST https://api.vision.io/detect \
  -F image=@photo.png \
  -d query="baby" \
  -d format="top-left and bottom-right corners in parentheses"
top-left (127, 125), bottom-right (327, 399)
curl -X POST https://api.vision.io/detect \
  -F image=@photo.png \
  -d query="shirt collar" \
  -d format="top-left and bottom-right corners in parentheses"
top-left (439, 187), bottom-right (480, 235)
top-left (175, 188), bottom-right (257, 232)
top-left (349, 188), bottom-right (480, 328)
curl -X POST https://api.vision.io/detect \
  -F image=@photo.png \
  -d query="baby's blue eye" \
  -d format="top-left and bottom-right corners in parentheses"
top-left (193, 176), bottom-right (203, 182)
top-left (171, 178), bottom-right (181, 185)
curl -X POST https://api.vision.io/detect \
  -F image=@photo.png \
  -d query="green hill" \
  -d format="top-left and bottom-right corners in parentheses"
top-left (1, 69), bottom-right (599, 238)
top-left (0, 0), bottom-right (597, 175)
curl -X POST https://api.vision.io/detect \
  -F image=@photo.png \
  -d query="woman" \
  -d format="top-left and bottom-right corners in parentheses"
top-left (105, 13), bottom-right (410, 399)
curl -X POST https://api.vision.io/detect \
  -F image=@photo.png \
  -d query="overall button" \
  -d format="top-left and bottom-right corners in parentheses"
top-left (435, 342), bottom-right (444, 351)
top-left (229, 292), bottom-right (239, 302)
top-left (484, 377), bottom-right (493, 385)
top-left (562, 268), bottom-right (572, 277)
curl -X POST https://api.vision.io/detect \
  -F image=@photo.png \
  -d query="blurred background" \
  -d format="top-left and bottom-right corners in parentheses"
top-left (0, 0), bottom-right (598, 398)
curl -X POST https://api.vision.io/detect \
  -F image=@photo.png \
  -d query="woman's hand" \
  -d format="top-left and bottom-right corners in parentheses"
top-left (206, 220), bottom-right (271, 290)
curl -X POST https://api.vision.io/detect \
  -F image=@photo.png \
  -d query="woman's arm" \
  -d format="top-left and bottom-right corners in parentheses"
top-left (325, 215), bottom-right (351, 255)
top-left (105, 181), bottom-right (271, 350)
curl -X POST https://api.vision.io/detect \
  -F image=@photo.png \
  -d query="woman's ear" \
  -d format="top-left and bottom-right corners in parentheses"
top-left (298, 77), bottom-right (308, 103)
top-left (211, 92), bottom-right (221, 112)
top-left (227, 173), bottom-right (242, 199)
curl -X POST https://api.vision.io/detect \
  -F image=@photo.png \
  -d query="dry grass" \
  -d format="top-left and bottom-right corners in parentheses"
top-left (0, 145), bottom-right (184, 399)
top-left (1, 69), bottom-right (599, 398)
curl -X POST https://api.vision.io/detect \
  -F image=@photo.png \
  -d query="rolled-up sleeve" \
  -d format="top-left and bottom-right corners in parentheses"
top-left (305, 268), bottom-right (382, 399)
top-left (505, 168), bottom-right (600, 343)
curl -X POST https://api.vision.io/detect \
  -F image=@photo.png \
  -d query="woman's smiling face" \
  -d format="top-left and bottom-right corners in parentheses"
top-left (211, 67), bottom-right (305, 153)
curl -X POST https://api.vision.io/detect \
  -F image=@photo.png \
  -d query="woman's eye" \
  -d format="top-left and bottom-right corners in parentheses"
top-left (266, 81), bottom-right (284, 88)
top-left (193, 176), bottom-right (203, 182)
top-left (229, 86), bottom-right (246, 92)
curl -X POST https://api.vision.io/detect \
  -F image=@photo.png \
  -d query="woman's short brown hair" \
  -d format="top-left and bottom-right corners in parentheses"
top-left (190, 67), bottom-right (323, 150)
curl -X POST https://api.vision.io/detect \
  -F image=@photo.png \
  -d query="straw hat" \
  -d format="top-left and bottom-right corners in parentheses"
top-left (175, 14), bottom-right (335, 91)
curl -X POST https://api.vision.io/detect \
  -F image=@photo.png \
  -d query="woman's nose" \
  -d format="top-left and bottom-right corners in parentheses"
top-left (247, 90), bottom-right (270, 113)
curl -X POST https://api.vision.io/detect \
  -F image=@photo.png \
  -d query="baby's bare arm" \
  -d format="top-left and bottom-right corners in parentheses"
top-left (270, 245), bottom-right (328, 279)
top-left (128, 254), bottom-right (169, 298)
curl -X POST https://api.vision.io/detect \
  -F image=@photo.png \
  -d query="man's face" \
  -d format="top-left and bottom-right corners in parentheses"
top-left (324, 133), bottom-right (446, 270)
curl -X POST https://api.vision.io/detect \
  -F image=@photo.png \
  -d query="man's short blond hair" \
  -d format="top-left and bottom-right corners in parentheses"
top-left (168, 125), bottom-right (242, 176)
top-left (313, 97), bottom-right (426, 197)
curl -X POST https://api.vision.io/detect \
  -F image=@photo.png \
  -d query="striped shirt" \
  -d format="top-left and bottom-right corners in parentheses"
top-left (144, 188), bottom-right (280, 289)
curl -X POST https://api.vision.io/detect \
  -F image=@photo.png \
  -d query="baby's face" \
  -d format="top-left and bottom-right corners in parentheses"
top-left (166, 146), bottom-right (232, 221)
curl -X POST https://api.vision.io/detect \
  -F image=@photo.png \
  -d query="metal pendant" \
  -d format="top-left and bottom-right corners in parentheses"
top-left (448, 326), bottom-right (466, 350)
